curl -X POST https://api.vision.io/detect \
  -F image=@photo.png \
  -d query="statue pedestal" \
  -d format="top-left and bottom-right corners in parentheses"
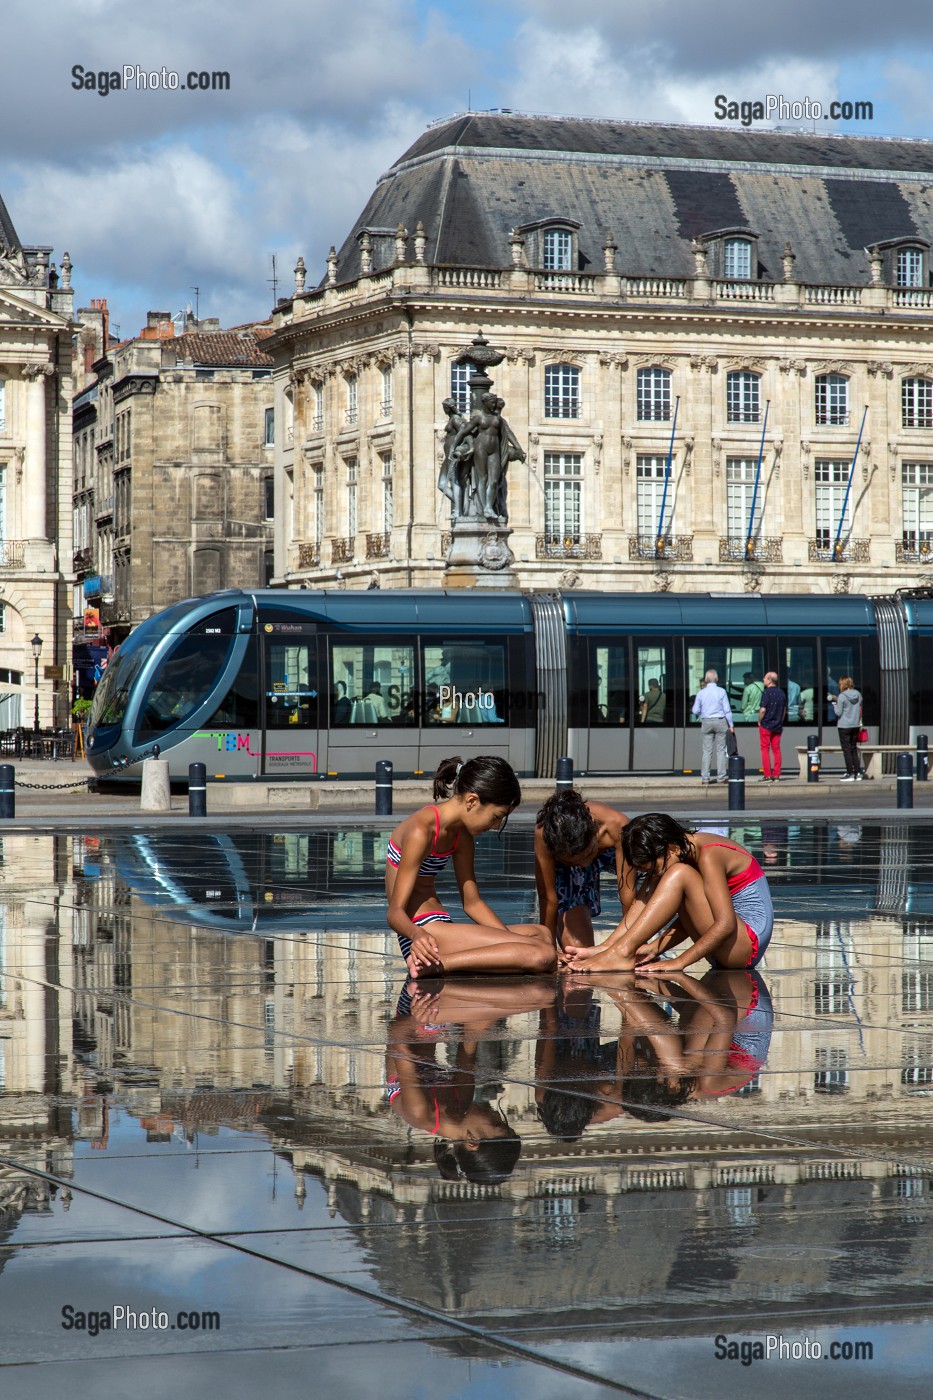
top-left (444, 520), bottom-right (517, 588)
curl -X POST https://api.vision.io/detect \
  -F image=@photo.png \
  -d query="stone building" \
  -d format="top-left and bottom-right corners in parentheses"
top-left (72, 313), bottom-right (276, 649)
top-left (0, 196), bottom-right (74, 727)
top-left (269, 113), bottom-right (933, 594)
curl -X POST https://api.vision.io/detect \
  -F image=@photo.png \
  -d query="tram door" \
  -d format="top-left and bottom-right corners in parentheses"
top-left (261, 634), bottom-right (320, 777)
top-left (631, 638), bottom-right (676, 771)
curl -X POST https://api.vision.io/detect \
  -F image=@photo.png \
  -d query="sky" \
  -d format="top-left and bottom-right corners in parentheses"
top-left (3, 0), bottom-right (933, 337)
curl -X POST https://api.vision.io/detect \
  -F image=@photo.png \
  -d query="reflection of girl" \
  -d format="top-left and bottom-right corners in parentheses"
top-left (385, 978), bottom-right (554, 1182)
top-left (563, 813), bottom-right (773, 974)
top-left (534, 789), bottom-right (627, 949)
top-left (386, 756), bottom-right (555, 977)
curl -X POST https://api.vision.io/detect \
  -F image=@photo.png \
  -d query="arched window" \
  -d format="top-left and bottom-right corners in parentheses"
top-left (544, 363), bottom-right (580, 418)
top-left (726, 370), bottom-right (760, 423)
top-left (814, 373), bottom-right (849, 427)
top-left (636, 367), bottom-right (672, 421)
top-left (897, 247), bottom-right (924, 288)
top-left (723, 238), bottom-right (752, 279)
top-left (902, 377), bottom-right (933, 429)
top-left (543, 229), bottom-right (573, 271)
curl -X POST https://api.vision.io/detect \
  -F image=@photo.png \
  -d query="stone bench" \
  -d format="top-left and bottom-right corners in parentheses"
top-left (795, 744), bottom-right (913, 780)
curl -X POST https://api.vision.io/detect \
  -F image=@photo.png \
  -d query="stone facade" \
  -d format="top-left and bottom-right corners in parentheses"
top-left (268, 115), bottom-right (933, 595)
top-left (72, 313), bottom-right (276, 646)
top-left (0, 198), bottom-right (74, 728)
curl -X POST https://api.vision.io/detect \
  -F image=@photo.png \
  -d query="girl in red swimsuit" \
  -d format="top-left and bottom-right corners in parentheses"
top-left (386, 755), bottom-right (556, 978)
top-left (562, 813), bottom-right (773, 974)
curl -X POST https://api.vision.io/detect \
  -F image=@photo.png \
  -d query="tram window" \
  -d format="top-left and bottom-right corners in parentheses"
top-left (330, 641), bottom-right (415, 726)
top-left (135, 610), bottom-right (238, 740)
top-left (824, 639), bottom-right (864, 726)
top-left (636, 643), bottom-right (672, 725)
top-left (781, 640), bottom-right (817, 723)
top-left (265, 641), bottom-right (317, 730)
top-left (422, 640), bottom-right (508, 725)
top-left (592, 644), bottom-right (628, 725)
top-left (206, 636), bottom-right (259, 728)
top-left (687, 641), bottom-right (766, 723)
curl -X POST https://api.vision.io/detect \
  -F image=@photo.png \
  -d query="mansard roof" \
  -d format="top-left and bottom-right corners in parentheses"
top-left (328, 112), bottom-right (933, 288)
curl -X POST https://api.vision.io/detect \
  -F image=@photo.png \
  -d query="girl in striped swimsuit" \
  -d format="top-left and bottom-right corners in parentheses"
top-left (562, 812), bottom-right (773, 975)
top-left (386, 755), bottom-right (556, 978)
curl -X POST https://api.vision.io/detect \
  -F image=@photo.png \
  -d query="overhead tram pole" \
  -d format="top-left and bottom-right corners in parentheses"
top-left (745, 400), bottom-right (770, 560)
top-left (655, 395), bottom-right (680, 560)
top-left (833, 405), bottom-right (868, 562)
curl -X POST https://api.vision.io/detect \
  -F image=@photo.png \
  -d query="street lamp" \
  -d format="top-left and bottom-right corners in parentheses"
top-left (31, 633), bottom-right (42, 734)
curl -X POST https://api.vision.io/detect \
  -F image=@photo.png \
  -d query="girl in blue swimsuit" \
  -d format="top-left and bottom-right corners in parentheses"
top-left (534, 789), bottom-right (628, 949)
top-left (386, 755), bottom-right (556, 978)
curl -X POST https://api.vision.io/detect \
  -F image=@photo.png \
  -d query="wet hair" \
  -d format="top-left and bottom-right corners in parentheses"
top-left (537, 788), bottom-right (598, 859)
top-left (622, 813), bottom-right (695, 872)
top-left (537, 1086), bottom-right (599, 1142)
top-left (433, 1128), bottom-right (522, 1184)
top-left (621, 1071), bottom-right (696, 1123)
top-left (433, 755), bottom-right (521, 807)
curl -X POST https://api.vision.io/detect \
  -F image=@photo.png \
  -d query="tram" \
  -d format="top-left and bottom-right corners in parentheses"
top-left (85, 588), bottom-right (933, 781)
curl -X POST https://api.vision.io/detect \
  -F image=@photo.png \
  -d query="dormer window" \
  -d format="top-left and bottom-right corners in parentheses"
top-left (543, 229), bottom-right (573, 271)
top-left (723, 238), bottom-right (752, 280)
top-left (898, 246), bottom-right (924, 288)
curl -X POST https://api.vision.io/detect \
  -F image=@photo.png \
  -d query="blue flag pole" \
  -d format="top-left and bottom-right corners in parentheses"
top-left (833, 405), bottom-right (868, 560)
top-left (655, 395), bottom-right (680, 559)
top-left (745, 400), bottom-right (769, 559)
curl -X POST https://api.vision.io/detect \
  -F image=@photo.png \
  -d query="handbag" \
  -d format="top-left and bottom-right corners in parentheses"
top-left (857, 727), bottom-right (868, 744)
top-left (726, 729), bottom-right (738, 757)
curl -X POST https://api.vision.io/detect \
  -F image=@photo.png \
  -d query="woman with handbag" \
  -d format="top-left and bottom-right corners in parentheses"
top-left (833, 676), bottom-right (864, 781)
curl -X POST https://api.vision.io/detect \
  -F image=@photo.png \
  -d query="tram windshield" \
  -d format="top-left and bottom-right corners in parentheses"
top-left (134, 608), bottom-right (238, 740)
top-left (88, 605), bottom-right (189, 730)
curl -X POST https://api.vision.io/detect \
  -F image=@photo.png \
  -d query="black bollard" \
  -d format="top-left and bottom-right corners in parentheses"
top-left (188, 761), bottom-right (207, 817)
top-left (555, 756), bottom-right (574, 792)
top-left (375, 759), bottom-right (393, 816)
top-left (728, 753), bottom-right (746, 811)
top-left (0, 764), bottom-right (14, 819)
top-left (897, 753), bottom-right (914, 809)
top-left (917, 734), bottom-right (929, 782)
top-left (807, 733), bottom-right (820, 784)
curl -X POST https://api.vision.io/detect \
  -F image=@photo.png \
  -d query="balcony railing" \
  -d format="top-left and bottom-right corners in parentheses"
top-left (719, 537), bottom-right (784, 563)
top-left (896, 540), bottom-right (933, 564)
top-left (534, 271), bottom-right (597, 294)
top-left (0, 540), bottom-right (25, 568)
top-left (297, 542), bottom-right (320, 569)
top-left (535, 534), bottom-right (602, 560)
top-left (808, 539), bottom-right (871, 563)
top-left (629, 535), bottom-right (694, 561)
top-left (331, 536), bottom-right (354, 564)
top-left (434, 266), bottom-right (503, 290)
top-left (366, 532), bottom-right (391, 559)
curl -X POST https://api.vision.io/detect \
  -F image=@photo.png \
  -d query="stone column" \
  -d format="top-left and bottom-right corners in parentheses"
top-left (23, 363), bottom-right (52, 540)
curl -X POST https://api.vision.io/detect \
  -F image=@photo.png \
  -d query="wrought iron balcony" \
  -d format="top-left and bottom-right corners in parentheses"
top-left (629, 535), bottom-right (694, 562)
top-left (331, 536), bottom-right (355, 564)
top-left (719, 537), bottom-right (784, 563)
top-left (808, 539), bottom-right (870, 563)
top-left (0, 540), bottom-right (25, 568)
top-left (535, 534), bottom-right (602, 560)
top-left (73, 546), bottom-right (93, 572)
top-left (896, 540), bottom-right (933, 564)
top-left (366, 532), bottom-right (391, 559)
top-left (297, 542), bottom-right (320, 569)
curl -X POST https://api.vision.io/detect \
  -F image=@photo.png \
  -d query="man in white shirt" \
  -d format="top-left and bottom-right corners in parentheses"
top-left (691, 669), bottom-right (735, 784)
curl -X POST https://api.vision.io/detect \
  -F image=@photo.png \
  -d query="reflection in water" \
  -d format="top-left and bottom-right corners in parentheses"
top-left (0, 823), bottom-right (932, 1373)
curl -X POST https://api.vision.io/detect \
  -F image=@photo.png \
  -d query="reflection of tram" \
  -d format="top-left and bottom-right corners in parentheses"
top-left (86, 588), bottom-right (933, 779)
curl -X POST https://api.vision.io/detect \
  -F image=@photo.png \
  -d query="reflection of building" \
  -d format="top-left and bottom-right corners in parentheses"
top-left (0, 199), bottom-right (75, 727)
top-left (72, 312), bottom-right (276, 648)
top-left (271, 114), bottom-right (933, 596)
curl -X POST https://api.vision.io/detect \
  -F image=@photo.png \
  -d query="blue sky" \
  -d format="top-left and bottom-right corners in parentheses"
top-left (2, 0), bottom-right (933, 336)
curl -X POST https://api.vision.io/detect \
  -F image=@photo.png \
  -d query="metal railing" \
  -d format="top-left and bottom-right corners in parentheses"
top-left (331, 536), bottom-right (354, 564)
top-left (896, 540), bottom-right (933, 564)
top-left (629, 534), bottom-right (694, 561)
top-left (0, 540), bottom-right (25, 568)
top-left (297, 543), bottom-right (320, 569)
top-left (535, 534), bottom-right (602, 560)
top-left (366, 532), bottom-right (391, 559)
top-left (719, 536), bottom-right (784, 563)
top-left (808, 538), bottom-right (871, 563)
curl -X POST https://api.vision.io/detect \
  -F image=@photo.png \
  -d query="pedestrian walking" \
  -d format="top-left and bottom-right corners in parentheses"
top-left (691, 669), bottom-right (735, 784)
top-left (757, 672), bottom-right (787, 782)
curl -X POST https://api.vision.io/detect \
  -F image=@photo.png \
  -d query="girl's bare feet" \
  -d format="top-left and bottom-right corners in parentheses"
top-left (567, 943), bottom-right (637, 973)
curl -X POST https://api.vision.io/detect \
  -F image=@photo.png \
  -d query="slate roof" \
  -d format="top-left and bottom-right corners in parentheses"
top-left (327, 113), bottom-right (933, 288)
top-left (0, 191), bottom-right (21, 254)
top-left (170, 325), bottom-right (273, 367)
